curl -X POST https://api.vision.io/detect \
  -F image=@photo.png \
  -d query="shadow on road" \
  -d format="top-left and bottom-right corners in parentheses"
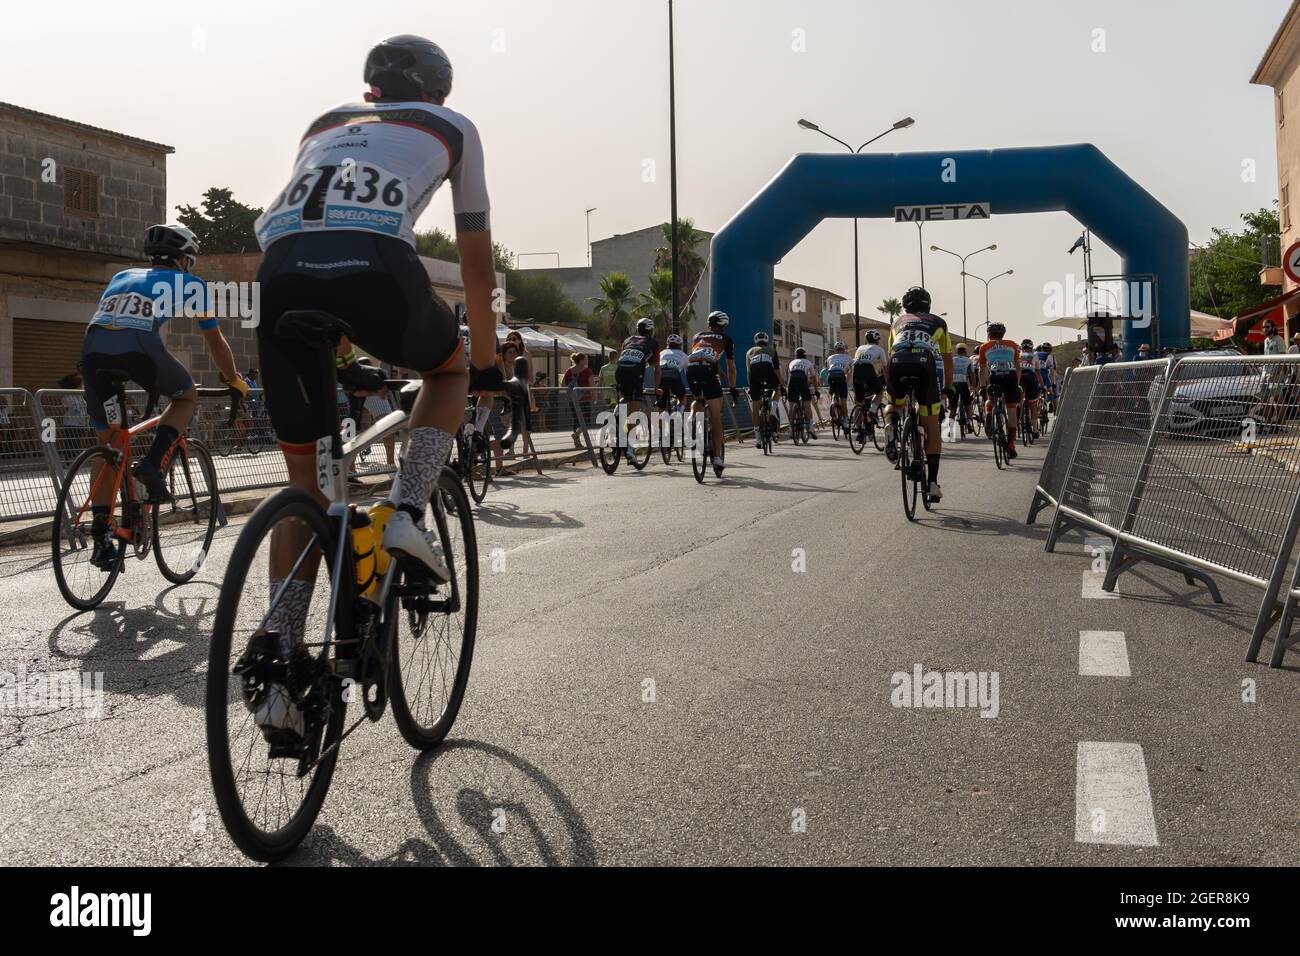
top-left (473, 500), bottom-right (583, 531)
top-left (281, 740), bottom-right (595, 867)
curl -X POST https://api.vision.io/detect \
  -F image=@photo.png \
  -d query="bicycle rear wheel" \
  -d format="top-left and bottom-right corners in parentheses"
top-left (691, 407), bottom-right (709, 484)
top-left (900, 415), bottom-right (919, 522)
top-left (206, 488), bottom-right (348, 862)
top-left (389, 467), bottom-right (478, 749)
top-left (598, 416), bottom-right (621, 475)
top-left (154, 438), bottom-right (219, 584)
top-left (660, 412), bottom-right (675, 465)
top-left (992, 408), bottom-right (1007, 470)
top-left (848, 404), bottom-right (867, 456)
top-left (52, 445), bottom-right (127, 610)
top-left (630, 418), bottom-right (652, 471)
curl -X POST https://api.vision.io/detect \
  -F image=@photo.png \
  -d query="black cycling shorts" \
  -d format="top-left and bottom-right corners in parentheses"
top-left (615, 364), bottom-right (648, 402)
top-left (656, 370), bottom-right (687, 407)
top-left (988, 371), bottom-right (1022, 405)
top-left (951, 382), bottom-right (972, 405)
top-left (686, 363), bottom-right (723, 401)
top-left (787, 373), bottom-right (812, 403)
top-left (81, 327), bottom-right (193, 429)
top-left (853, 364), bottom-right (883, 404)
top-left (255, 231), bottom-right (461, 450)
top-left (888, 355), bottom-right (942, 416)
top-left (1019, 371), bottom-right (1040, 402)
top-left (827, 372), bottom-right (849, 400)
top-left (748, 369), bottom-right (781, 402)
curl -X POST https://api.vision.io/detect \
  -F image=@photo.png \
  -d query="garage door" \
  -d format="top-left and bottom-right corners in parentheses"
top-left (13, 318), bottom-right (86, 393)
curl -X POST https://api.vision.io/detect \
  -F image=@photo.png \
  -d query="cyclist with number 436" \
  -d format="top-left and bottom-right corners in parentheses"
top-left (248, 34), bottom-right (500, 749)
top-left (884, 287), bottom-right (953, 501)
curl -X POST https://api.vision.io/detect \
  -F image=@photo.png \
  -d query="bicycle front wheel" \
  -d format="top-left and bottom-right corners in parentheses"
top-left (154, 438), bottom-right (220, 584)
top-left (466, 434), bottom-right (491, 504)
top-left (52, 445), bottom-right (127, 611)
top-left (389, 468), bottom-right (478, 749)
top-left (206, 488), bottom-right (348, 862)
top-left (691, 408), bottom-right (708, 484)
top-left (598, 418), bottom-right (621, 475)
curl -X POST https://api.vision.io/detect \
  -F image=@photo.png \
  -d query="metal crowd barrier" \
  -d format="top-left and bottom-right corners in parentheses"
top-left (0, 388), bottom-right (62, 520)
top-left (1025, 366), bottom-right (1097, 524)
top-left (1032, 354), bottom-right (1300, 666)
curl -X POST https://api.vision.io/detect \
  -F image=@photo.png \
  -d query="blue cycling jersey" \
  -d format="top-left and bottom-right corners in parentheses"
top-left (88, 268), bottom-right (217, 333)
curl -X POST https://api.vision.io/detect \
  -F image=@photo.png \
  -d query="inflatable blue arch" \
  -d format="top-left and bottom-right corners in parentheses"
top-left (708, 144), bottom-right (1189, 381)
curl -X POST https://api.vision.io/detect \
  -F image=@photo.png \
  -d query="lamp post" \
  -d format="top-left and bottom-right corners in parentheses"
top-left (931, 243), bottom-right (996, 344)
top-left (667, 0), bottom-right (680, 334)
top-left (965, 268), bottom-right (1015, 339)
top-left (797, 116), bottom-right (915, 347)
top-left (585, 207), bottom-right (597, 266)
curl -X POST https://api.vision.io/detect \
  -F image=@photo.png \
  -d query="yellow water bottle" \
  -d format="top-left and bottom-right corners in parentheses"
top-left (363, 500), bottom-right (395, 601)
top-left (350, 507), bottom-right (377, 596)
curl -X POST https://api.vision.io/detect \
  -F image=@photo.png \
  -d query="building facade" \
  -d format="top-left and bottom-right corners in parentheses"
top-left (526, 224), bottom-right (714, 331)
top-left (0, 102), bottom-right (173, 391)
top-left (772, 279), bottom-right (846, 367)
top-left (1252, 1), bottom-right (1300, 333)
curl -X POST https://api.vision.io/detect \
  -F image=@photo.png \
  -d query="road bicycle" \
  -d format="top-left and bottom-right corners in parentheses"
top-left (598, 385), bottom-right (652, 475)
top-left (690, 395), bottom-right (726, 484)
top-left (449, 400), bottom-right (493, 504)
top-left (828, 389), bottom-right (849, 442)
top-left (51, 375), bottom-right (226, 611)
top-left (1038, 394), bottom-right (1052, 436)
top-left (789, 395), bottom-right (813, 445)
top-left (986, 384), bottom-right (1012, 470)
top-left (205, 310), bottom-right (477, 862)
top-left (756, 387), bottom-right (783, 455)
top-left (890, 371), bottom-right (937, 522)
top-left (658, 391), bottom-right (688, 465)
top-left (210, 394), bottom-right (266, 457)
top-left (847, 397), bottom-right (883, 456)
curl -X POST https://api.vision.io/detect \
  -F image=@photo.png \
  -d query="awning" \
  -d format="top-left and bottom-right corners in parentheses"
top-left (1215, 288), bottom-right (1300, 342)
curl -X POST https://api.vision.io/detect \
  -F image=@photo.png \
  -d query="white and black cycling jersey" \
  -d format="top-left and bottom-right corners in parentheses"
top-left (952, 354), bottom-right (971, 383)
top-left (853, 344), bottom-right (886, 375)
top-left (826, 353), bottom-right (853, 376)
top-left (255, 100), bottom-right (490, 251)
top-left (788, 357), bottom-right (815, 379)
top-left (659, 348), bottom-right (688, 376)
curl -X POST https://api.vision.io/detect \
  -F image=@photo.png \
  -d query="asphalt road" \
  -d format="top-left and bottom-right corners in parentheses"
top-left (1, 424), bottom-right (1296, 866)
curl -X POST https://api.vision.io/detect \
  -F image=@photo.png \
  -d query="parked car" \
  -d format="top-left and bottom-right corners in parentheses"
top-left (1146, 351), bottom-right (1266, 434)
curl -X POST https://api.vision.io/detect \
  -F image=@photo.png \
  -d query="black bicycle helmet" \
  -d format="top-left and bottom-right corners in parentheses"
top-left (902, 287), bottom-right (932, 313)
top-left (708, 310), bottom-right (730, 329)
top-left (364, 35), bottom-right (454, 101)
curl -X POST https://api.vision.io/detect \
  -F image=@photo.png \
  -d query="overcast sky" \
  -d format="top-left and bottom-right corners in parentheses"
top-left (2, 0), bottom-right (1290, 342)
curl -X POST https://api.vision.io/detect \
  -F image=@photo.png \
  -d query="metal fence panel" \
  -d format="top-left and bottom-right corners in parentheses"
top-left (1122, 355), bottom-right (1300, 586)
top-left (0, 389), bottom-right (61, 521)
top-left (1028, 365), bottom-right (1098, 522)
top-left (1053, 358), bottom-right (1173, 537)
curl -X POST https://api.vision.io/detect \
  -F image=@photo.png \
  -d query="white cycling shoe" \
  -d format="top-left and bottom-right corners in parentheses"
top-left (255, 684), bottom-right (305, 756)
top-left (382, 510), bottom-right (450, 583)
top-left (928, 481), bottom-right (943, 502)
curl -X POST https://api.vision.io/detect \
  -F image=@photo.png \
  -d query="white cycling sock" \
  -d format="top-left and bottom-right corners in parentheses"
top-left (395, 426), bottom-right (453, 519)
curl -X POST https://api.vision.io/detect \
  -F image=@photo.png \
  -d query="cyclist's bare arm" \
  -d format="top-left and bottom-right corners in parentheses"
top-left (201, 325), bottom-right (243, 390)
top-left (458, 230), bottom-right (498, 372)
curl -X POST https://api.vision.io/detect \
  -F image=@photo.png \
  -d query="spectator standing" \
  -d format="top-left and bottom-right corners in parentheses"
top-left (1261, 320), bottom-right (1288, 427)
top-left (562, 352), bottom-right (596, 448)
top-left (597, 352), bottom-right (618, 406)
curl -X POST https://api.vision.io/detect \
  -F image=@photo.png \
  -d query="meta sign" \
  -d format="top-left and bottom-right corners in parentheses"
top-left (895, 202), bottom-right (991, 223)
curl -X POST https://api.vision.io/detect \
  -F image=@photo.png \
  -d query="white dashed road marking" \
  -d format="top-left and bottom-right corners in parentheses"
top-left (1075, 742), bottom-right (1159, 847)
top-left (1079, 631), bottom-right (1131, 676)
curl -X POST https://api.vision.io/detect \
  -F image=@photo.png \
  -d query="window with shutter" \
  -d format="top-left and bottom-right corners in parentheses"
top-left (64, 167), bottom-right (99, 218)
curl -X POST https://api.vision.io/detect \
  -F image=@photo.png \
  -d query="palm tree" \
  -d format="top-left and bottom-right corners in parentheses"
top-left (633, 269), bottom-right (675, 338)
top-left (587, 271), bottom-right (637, 341)
top-left (878, 297), bottom-right (903, 323)
top-left (652, 218), bottom-right (708, 329)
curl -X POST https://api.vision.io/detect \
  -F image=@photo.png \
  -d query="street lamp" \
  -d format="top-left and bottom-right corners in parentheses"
top-left (931, 243), bottom-right (996, 344)
top-left (965, 269), bottom-right (1015, 340)
top-left (585, 207), bottom-right (597, 266)
top-left (798, 115), bottom-right (915, 347)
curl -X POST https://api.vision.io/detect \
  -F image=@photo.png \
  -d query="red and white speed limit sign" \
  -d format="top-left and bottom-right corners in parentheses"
top-left (1284, 240), bottom-right (1300, 284)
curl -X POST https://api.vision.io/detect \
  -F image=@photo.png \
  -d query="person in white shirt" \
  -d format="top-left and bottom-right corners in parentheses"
top-left (787, 347), bottom-right (819, 439)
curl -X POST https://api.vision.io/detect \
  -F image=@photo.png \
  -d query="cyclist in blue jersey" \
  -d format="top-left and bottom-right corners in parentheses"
top-left (80, 223), bottom-right (247, 564)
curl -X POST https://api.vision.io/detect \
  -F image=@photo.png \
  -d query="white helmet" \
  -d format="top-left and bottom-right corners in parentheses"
top-left (143, 223), bottom-right (200, 261)
top-left (636, 317), bottom-right (655, 335)
top-left (708, 310), bottom-right (729, 328)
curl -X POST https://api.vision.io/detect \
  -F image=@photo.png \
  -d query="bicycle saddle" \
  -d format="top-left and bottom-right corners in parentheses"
top-left (275, 310), bottom-right (355, 347)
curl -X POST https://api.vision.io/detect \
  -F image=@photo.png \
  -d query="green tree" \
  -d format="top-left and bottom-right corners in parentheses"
top-left (174, 187), bottom-right (262, 254)
top-left (652, 218), bottom-right (708, 329)
top-left (1190, 205), bottom-right (1281, 322)
top-left (877, 297), bottom-right (903, 322)
top-left (506, 271), bottom-right (585, 327)
top-left (415, 228), bottom-right (515, 273)
top-left (633, 268), bottom-right (675, 338)
top-left (587, 271), bottom-right (637, 341)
